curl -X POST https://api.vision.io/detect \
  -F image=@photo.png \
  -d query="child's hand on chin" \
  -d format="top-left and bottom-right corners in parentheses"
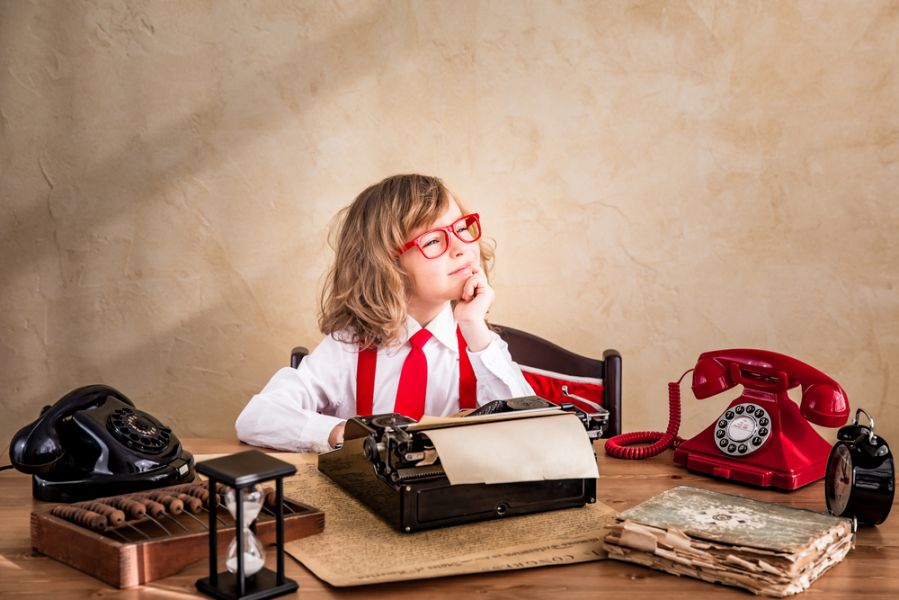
top-left (453, 270), bottom-right (493, 323)
top-left (453, 270), bottom-right (494, 352)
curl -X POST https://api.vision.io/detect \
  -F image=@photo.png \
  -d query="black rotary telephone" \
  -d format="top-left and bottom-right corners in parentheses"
top-left (9, 384), bottom-right (195, 502)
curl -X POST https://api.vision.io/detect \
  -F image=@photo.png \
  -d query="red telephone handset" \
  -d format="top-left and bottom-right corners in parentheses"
top-left (605, 349), bottom-right (850, 490)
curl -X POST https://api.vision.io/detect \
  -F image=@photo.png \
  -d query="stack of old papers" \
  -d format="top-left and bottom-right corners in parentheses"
top-left (604, 486), bottom-right (853, 597)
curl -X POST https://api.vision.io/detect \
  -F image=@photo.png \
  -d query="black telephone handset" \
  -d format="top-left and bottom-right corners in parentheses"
top-left (9, 384), bottom-right (195, 502)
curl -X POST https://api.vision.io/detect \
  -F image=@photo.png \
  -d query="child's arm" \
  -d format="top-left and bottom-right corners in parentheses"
top-left (454, 270), bottom-right (493, 351)
top-left (453, 270), bottom-right (535, 402)
top-left (466, 334), bottom-right (536, 402)
top-left (235, 336), bottom-right (354, 453)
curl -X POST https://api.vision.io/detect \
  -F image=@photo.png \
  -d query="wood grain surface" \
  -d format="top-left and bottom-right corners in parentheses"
top-left (1, 437), bottom-right (896, 599)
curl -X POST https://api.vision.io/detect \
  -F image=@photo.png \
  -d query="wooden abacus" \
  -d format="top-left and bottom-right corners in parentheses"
top-left (31, 481), bottom-right (324, 588)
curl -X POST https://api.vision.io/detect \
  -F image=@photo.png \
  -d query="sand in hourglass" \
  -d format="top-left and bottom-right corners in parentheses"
top-left (225, 484), bottom-right (266, 576)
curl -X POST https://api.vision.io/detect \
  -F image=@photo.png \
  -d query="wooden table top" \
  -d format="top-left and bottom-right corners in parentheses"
top-left (1, 437), bottom-right (897, 599)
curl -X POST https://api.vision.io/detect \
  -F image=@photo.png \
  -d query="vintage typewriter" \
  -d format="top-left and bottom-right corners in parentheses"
top-left (318, 396), bottom-right (604, 532)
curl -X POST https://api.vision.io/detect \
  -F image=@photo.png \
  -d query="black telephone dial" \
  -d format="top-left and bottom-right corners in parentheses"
top-left (9, 384), bottom-right (195, 502)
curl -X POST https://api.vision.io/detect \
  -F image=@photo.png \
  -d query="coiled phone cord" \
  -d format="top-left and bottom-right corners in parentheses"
top-left (603, 369), bottom-right (692, 459)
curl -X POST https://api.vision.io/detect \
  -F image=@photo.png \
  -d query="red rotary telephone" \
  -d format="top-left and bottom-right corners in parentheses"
top-left (605, 349), bottom-right (850, 490)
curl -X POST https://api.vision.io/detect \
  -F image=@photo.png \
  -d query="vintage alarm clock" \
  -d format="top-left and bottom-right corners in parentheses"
top-left (825, 408), bottom-right (894, 525)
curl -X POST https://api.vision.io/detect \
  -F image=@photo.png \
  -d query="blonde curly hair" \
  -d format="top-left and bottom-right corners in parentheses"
top-left (318, 174), bottom-right (494, 349)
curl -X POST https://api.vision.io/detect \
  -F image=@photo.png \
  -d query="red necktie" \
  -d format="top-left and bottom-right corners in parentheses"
top-left (393, 329), bottom-right (433, 420)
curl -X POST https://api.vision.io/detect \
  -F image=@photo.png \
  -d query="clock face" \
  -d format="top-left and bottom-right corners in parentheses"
top-left (826, 444), bottom-right (853, 516)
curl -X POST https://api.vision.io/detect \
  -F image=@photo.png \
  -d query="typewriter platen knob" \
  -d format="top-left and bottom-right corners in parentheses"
top-left (363, 435), bottom-right (384, 472)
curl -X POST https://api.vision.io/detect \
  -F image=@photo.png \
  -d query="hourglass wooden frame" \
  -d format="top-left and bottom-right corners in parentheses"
top-left (195, 450), bottom-right (299, 600)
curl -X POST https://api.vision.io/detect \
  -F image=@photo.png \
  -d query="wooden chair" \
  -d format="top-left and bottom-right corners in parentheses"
top-left (290, 325), bottom-right (621, 438)
top-left (491, 325), bottom-right (621, 438)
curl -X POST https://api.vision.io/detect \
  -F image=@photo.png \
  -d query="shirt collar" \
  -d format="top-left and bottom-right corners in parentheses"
top-left (404, 303), bottom-right (458, 352)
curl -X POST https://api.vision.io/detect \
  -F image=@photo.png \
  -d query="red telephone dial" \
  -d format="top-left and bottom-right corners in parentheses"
top-left (605, 349), bottom-right (850, 490)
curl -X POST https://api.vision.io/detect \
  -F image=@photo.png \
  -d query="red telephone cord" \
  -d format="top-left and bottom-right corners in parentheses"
top-left (604, 369), bottom-right (692, 459)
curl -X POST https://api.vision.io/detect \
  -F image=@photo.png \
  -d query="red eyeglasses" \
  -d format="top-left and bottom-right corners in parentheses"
top-left (399, 213), bottom-right (482, 259)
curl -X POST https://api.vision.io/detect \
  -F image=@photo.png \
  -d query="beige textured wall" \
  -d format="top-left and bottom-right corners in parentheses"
top-left (2, 1), bottom-right (897, 454)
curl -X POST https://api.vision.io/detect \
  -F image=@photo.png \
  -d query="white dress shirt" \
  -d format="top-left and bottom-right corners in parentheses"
top-left (235, 304), bottom-right (535, 453)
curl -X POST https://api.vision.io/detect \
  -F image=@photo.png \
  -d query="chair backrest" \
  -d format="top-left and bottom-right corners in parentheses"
top-left (493, 324), bottom-right (621, 438)
top-left (289, 326), bottom-right (622, 438)
top-left (290, 346), bottom-right (308, 369)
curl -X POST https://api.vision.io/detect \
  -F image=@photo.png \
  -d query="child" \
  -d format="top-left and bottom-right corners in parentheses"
top-left (235, 174), bottom-right (534, 452)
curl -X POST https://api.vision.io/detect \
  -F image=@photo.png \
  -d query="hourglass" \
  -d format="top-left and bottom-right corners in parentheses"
top-left (224, 485), bottom-right (266, 577)
top-left (195, 450), bottom-right (298, 600)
